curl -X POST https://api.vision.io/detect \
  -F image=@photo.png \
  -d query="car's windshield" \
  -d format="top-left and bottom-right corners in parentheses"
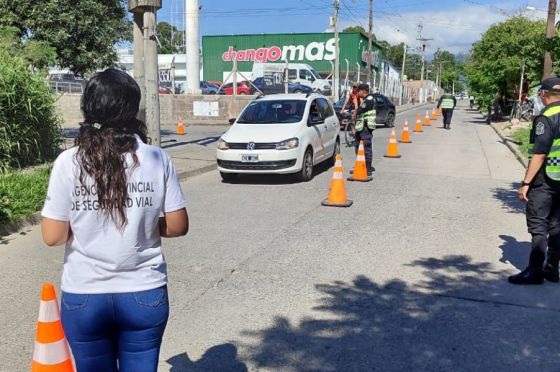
top-left (310, 69), bottom-right (321, 80)
top-left (237, 100), bottom-right (307, 124)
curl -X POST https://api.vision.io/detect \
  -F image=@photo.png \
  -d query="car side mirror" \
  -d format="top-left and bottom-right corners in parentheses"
top-left (228, 118), bottom-right (236, 125)
top-left (308, 114), bottom-right (324, 126)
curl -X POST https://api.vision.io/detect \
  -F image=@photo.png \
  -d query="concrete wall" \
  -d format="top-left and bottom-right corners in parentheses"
top-left (56, 94), bottom-right (256, 127)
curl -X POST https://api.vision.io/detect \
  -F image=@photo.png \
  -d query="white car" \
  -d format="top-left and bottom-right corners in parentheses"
top-left (217, 93), bottom-right (340, 182)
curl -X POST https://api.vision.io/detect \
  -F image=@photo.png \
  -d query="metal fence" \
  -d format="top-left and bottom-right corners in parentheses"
top-left (49, 81), bottom-right (84, 94)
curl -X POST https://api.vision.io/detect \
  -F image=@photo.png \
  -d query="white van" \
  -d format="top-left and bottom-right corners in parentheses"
top-left (252, 63), bottom-right (331, 94)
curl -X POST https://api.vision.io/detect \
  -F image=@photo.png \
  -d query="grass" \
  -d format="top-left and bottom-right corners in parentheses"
top-left (0, 165), bottom-right (51, 224)
top-left (510, 127), bottom-right (531, 158)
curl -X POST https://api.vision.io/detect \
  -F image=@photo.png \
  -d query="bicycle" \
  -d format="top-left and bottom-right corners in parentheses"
top-left (509, 98), bottom-right (534, 122)
top-left (340, 112), bottom-right (356, 147)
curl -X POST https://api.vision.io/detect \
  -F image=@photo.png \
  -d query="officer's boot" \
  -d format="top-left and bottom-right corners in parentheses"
top-left (508, 250), bottom-right (544, 285)
top-left (366, 164), bottom-right (373, 177)
top-left (543, 253), bottom-right (560, 283)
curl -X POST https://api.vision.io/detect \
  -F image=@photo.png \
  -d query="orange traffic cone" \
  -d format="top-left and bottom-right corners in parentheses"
top-left (177, 115), bottom-right (185, 135)
top-left (384, 128), bottom-right (402, 158)
top-left (423, 111), bottom-right (431, 126)
top-left (414, 115), bottom-right (423, 133)
top-left (32, 284), bottom-right (74, 372)
top-left (322, 154), bottom-right (353, 207)
top-left (399, 120), bottom-right (412, 143)
top-left (348, 141), bottom-right (373, 182)
top-left (430, 108), bottom-right (437, 120)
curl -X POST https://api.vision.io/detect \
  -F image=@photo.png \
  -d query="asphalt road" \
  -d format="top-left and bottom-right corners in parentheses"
top-left (3, 101), bottom-right (560, 371)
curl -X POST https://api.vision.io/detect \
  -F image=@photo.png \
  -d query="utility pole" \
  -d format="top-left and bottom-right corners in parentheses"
top-left (128, 0), bottom-right (162, 147)
top-left (333, 0), bottom-right (340, 100)
top-left (544, 0), bottom-right (557, 78)
top-left (416, 23), bottom-right (432, 104)
top-left (519, 59), bottom-right (526, 106)
top-left (186, 0), bottom-right (201, 94)
top-left (366, 0), bottom-right (374, 87)
top-left (399, 43), bottom-right (407, 105)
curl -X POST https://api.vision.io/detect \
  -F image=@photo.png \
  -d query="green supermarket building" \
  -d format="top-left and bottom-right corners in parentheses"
top-left (201, 32), bottom-right (385, 83)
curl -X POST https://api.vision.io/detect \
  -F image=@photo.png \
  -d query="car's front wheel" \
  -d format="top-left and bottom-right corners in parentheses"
top-left (220, 172), bottom-right (238, 182)
top-left (296, 148), bottom-right (314, 182)
top-left (293, 89), bottom-right (302, 93)
top-left (330, 139), bottom-right (340, 166)
top-left (385, 112), bottom-right (395, 128)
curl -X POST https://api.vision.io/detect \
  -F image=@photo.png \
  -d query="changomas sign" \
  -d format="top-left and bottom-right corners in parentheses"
top-left (222, 38), bottom-right (336, 63)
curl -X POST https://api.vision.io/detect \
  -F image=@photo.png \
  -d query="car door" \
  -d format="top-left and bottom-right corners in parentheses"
top-left (317, 98), bottom-right (338, 156)
top-left (374, 94), bottom-right (388, 123)
top-left (306, 99), bottom-right (326, 162)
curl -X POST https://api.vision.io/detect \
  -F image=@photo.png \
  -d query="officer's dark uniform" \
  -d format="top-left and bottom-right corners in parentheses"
top-left (509, 98), bottom-right (560, 284)
top-left (354, 93), bottom-right (376, 174)
top-left (437, 93), bottom-right (457, 129)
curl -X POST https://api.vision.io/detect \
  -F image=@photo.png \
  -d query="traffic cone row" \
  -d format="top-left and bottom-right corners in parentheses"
top-left (348, 141), bottom-right (373, 182)
top-left (399, 120), bottom-right (412, 143)
top-left (32, 284), bottom-right (74, 371)
top-left (384, 128), bottom-right (401, 158)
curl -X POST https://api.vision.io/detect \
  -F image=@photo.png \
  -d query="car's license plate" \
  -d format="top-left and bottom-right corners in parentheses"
top-left (241, 154), bottom-right (259, 162)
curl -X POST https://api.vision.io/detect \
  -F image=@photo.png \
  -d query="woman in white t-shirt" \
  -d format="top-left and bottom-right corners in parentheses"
top-left (41, 68), bottom-right (189, 372)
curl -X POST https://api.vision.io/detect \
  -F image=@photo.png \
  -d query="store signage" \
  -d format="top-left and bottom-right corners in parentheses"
top-left (222, 38), bottom-right (336, 63)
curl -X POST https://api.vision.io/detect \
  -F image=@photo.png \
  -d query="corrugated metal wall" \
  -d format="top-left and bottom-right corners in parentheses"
top-left (202, 32), bottom-right (384, 82)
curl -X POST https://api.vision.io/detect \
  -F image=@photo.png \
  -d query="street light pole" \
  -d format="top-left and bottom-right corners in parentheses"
top-left (333, 0), bottom-right (340, 100)
top-left (366, 0), bottom-right (373, 87)
top-left (544, 0), bottom-right (557, 78)
top-left (399, 43), bottom-right (407, 105)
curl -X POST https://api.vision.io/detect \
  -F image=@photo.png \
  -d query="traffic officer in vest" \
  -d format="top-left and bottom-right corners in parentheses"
top-left (437, 92), bottom-right (457, 130)
top-left (354, 84), bottom-right (376, 176)
top-left (509, 76), bottom-right (560, 285)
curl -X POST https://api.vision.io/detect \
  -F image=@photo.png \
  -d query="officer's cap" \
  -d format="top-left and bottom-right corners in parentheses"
top-left (540, 76), bottom-right (560, 92)
top-left (357, 83), bottom-right (370, 92)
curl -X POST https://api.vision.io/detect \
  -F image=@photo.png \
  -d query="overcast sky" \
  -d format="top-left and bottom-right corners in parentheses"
top-left (158, 0), bottom-right (553, 55)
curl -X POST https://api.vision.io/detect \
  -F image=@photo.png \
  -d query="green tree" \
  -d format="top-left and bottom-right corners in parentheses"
top-left (343, 25), bottom-right (367, 35)
top-left (0, 0), bottom-right (130, 76)
top-left (0, 26), bottom-right (56, 69)
top-left (157, 22), bottom-right (185, 54)
top-left (466, 16), bottom-right (550, 106)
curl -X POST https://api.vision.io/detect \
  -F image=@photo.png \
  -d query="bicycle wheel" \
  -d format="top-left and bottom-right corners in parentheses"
top-left (509, 103), bottom-right (519, 122)
top-left (344, 122), bottom-right (355, 147)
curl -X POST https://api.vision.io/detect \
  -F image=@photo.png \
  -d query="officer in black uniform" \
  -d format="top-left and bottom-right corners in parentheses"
top-left (509, 77), bottom-right (560, 285)
top-left (354, 84), bottom-right (376, 175)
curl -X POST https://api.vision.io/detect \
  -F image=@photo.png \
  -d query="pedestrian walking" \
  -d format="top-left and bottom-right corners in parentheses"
top-left (41, 68), bottom-right (189, 371)
top-left (437, 91), bottom-right (457, 130)
top-left (411, 91), bottom-right (416, 105)
top-left (354, 84), bottom-right (376, 175)
top-left (509, 77), bottom-right (560, 285)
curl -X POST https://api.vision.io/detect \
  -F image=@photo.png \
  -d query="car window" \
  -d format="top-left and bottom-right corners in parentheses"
top-left (288, 69), bottom-right (297, 80)
top-left (299, 70), bottom-right (315, 81)
top-left (317, 98), bottom-right (334, 118)
top-left (237, 100), bottom-right (307, 124)
top-left (375, 95), bottom-right (385, 104)
top-left (308, 99), bottom-right (324, 124)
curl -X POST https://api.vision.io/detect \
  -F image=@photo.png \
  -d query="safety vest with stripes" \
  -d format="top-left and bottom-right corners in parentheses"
top-left (441, 97), bottom-right (455, 109)
top-left (355, 95), bottom-right (376, 131)
top-left (542, 105), bottom-right (560, 180)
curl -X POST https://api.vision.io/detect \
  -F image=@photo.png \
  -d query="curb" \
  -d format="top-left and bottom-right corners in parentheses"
top-left (0, 212), bottom-right (42, 237)
top-left (489, 122), bottom-right (528, 169)
top-left (176, 163), bottom-right (217, 182)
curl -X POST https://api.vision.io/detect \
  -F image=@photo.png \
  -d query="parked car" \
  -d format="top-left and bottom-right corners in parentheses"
top-left (250, 77), bottom-right (313, 95)
top-left (48, 73), bottom-right (85, 93)
top-left (159, 86), bottom-right (172, 94)
top-left (217, 93), bottom-right (340, 182)
top-left (333, 93), bottom-right (396, 127)
top-left (200, 81), bottom-right (219, 94)
top-left (217, 81), bottom-right (252, 95)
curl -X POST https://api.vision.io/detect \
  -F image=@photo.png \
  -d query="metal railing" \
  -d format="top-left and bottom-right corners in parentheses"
top-left (49, 81), bottom-right (84, 94)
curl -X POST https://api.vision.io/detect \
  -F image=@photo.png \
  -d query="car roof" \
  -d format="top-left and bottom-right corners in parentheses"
top-left (256, 93), bottom-right (324, 101)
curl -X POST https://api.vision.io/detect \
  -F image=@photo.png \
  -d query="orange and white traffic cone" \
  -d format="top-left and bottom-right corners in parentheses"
top-left (423, 111), bottom-right (431, 126)
top-left (322, 154), bottom-right (353, 207)
top-left (399, 120), bottom-right (412, 143)
top-left (384, 128), bottom-right (402, 158)
top-left (31, 284), bottom-right (74, 372)
top-left (177, 115), bottom-right (185, 135)
top-left (348, 141), bottom-right (373, 182)
top-left (414, 115), bottom-right (423, 133)
top-left (430, 107), bottom-right (437, 120)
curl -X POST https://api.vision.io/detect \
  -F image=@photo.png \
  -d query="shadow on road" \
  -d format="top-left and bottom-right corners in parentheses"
top-left (498, 234), bottom-right (530, 271)
top-left (241, 255), bottom-right (560, 370)
top-left (492, 182), bottom-right (524, 214)
top-left (166, 343), bottom-right (247, 372)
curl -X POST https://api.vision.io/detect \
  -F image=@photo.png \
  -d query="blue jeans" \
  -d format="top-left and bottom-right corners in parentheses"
top-left (61, 286), bottom-right (169, 372)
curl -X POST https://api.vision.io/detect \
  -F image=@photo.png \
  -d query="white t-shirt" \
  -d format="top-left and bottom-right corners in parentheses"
top-left (42, 136), bottom-right (186, 294)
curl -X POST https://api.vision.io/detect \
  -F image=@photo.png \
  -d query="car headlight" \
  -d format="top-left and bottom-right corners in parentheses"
top-left (276, 138), bottom-right (299, 150)
top-left (217, 139), bottom-right (229, 150)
